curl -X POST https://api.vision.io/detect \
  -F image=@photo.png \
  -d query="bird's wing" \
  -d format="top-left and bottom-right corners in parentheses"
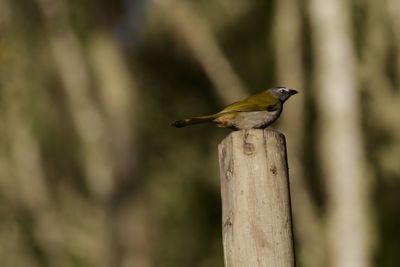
top-left (219, 92), bottom-right (280, 113)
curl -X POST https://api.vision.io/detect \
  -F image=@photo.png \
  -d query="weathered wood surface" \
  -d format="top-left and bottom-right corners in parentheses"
top-left (218, 129), bottom-right (295, 267)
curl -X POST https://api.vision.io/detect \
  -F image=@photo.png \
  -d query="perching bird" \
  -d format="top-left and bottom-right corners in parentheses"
top-left (171, 86), bottom-right (298, 130)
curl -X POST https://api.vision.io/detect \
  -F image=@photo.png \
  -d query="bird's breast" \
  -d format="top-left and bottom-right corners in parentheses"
top-left (231, 109), bottom-right (282, 129)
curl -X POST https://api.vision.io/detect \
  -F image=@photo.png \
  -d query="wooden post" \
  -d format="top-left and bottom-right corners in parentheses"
top-left (218, 129), bottom-right (295, 267)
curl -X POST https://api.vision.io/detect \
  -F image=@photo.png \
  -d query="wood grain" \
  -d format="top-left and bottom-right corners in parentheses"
top-left (218, 129), bottom-right (295, 267)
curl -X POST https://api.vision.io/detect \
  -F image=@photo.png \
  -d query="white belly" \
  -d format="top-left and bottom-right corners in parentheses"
top-left (232, 109), bottom-right (282, 129)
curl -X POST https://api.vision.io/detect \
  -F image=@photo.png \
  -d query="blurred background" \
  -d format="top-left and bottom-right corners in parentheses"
top-left (0, 0), bottom-right (399, 266)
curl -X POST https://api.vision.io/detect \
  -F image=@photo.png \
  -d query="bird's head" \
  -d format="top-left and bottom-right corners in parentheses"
top-left (267, 87), bottom-right (298, 102)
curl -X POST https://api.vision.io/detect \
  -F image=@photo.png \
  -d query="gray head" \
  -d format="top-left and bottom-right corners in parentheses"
top-left (267, 86), bottom-right (298, 102)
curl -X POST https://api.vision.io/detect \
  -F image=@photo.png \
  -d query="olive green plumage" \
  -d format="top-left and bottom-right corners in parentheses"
top-left (172, 87), bottom-right (298, 130)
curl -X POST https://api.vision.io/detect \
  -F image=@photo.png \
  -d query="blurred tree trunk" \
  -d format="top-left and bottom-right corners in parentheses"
top-left (34, 0), bottom-right (129, 266)
top-left (89, 31), bottom-right (137, 187)
top-left (0, 1), bottom-right (68, 266)
top-left (386, 0), bottom-right (400, 85)
top-left (360, 0), bottom-right (400, 177)
top-left (273, 0), bottom-right (326, 266)
top-left (309, 0), bottom-right (373, 267)
top-left (154, 0), bottom-right (248, 104)
top-left (35, 0), bottom-right (115, 200)
top-left (88, 31), bottom-right (150, 267)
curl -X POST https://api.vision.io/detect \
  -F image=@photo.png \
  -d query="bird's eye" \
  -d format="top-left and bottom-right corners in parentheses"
top-left (279, 88), bottom-right (285, 94)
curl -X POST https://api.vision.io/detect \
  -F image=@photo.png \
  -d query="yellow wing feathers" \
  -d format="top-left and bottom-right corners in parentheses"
top-left (219, 91), bottom-right (279, 113)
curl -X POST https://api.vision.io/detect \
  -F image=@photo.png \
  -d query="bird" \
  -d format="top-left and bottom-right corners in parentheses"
top-left (171, 86), bottom-right (298, 130)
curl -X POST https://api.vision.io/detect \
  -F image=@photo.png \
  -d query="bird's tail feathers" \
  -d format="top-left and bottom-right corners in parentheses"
top-left (171, 114), bottom-right (216, 128)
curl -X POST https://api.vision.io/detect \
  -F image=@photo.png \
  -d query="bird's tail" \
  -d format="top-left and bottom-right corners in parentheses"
top-left (171, 114), bottom-right (216, 128)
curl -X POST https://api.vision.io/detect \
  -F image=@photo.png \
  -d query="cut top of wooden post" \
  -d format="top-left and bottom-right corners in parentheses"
top-left (218, 129), bottom-right (295, 267)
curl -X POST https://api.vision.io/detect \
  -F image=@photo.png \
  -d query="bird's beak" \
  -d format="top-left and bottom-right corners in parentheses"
top-left (288, 89), bottom-right (298, 95)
